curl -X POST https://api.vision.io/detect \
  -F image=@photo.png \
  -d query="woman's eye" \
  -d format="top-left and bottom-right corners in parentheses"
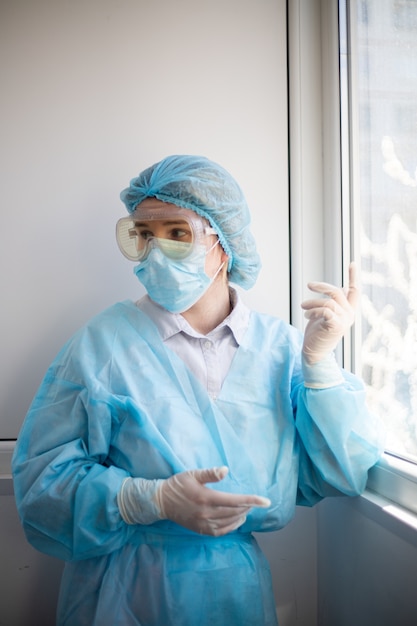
top-left (170, 228), bottom-right (190, 240)
top-left (137, 229), bottom-right (153, 240)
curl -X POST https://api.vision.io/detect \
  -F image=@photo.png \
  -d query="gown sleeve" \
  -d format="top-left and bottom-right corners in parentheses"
top-left (293, 362), bottom-right (385, 506)
top-left (12, 326), bottom-right (134, 562)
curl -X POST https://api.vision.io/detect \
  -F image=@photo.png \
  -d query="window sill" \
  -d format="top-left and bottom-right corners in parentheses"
top-left (345, 452), bottom-right (417, 548)
top-left (362, 489), bottom-right (417, 531)
top-left (344, 488), bottom-right (417, 549)
top-left (0, 441), bottom-right (14, 476)
top-left (367, 452), bottom-right (417, 516)
top-left (0, 441), bottom-right (14, 495)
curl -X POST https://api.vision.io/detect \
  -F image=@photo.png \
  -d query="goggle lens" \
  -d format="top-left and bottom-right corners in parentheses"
top-left (116, 212), bottom-right (216, 262)
top-left (133, 236), bottom-right (193, 261)
top-left (153, 238), bottom-right (193, 260)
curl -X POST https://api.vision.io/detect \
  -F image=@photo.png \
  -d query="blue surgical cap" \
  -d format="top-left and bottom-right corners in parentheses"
top-left (120, 155), bottom-right (261, 289)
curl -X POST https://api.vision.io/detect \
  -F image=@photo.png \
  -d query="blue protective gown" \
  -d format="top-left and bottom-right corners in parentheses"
top-left (12, 301), bottom-right (383, 626)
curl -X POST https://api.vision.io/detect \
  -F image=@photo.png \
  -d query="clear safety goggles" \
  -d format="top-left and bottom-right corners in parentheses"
top-left (116, 206), bottom-right (217, 262)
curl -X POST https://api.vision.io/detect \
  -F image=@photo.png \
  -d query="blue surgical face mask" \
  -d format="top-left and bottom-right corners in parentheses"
top-left (134, 240), bottom-right (223, 313)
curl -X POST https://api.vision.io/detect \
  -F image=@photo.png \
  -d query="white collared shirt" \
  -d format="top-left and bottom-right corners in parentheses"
top-left (136, 288), bottom-right (251, 400)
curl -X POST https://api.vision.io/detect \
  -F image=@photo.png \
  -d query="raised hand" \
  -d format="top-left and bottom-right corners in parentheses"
top-left (301, 263), bottom-right (358, 364)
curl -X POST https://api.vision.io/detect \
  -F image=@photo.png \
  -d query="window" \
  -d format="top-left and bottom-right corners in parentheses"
top-left (341, 0), bottom-right (417, 466)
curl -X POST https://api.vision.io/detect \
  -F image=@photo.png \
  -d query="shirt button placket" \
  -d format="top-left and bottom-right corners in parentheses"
top-left (201, 339), bottom-right (219, 400)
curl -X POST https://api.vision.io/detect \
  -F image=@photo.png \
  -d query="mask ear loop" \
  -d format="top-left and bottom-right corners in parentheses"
top-left (206, 239), bottom-right (220, 254)
top-left (205, 239), bottom-right (226, 281)
top-left (211, 260), bottom-right (226, 281)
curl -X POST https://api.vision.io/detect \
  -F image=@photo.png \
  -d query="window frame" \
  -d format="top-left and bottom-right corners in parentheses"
top-left (289, 0), bottom-right (417, 521)
top-left (342, 0), bottom-right (417, 518)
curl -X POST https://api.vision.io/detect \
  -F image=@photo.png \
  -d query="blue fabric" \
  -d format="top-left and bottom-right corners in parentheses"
top-left (120, 155), bottom-right (261, 289)
top-left (12, 301), bottom-right (384, 625)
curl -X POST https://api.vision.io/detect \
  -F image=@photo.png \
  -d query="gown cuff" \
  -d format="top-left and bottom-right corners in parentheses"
top-left (117, 477), bottom-right (164, 525)
top-left (302, 352), bottom-right (345, 389)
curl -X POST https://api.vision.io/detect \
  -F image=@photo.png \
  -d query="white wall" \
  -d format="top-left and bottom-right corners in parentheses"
top-left (0, 2), bottom-right (319, 625)
top-left (0, 0), bottom-right (289, 439)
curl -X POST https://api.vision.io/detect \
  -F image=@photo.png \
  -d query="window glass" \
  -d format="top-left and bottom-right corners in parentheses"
top-left (344, 0), bottom-right (417, 462)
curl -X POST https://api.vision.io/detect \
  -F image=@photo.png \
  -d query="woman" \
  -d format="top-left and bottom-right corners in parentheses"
top-left (12, 155), bottom-right (384, 625)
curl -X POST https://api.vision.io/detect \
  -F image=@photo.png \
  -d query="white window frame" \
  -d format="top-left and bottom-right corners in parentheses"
top-left (289, 0), bottom-right (417, 525)
top-left (343, 0), bottom-right (417, 522)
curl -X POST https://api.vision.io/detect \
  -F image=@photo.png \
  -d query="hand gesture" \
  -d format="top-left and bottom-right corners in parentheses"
top-left (301, 263), bottom-right (359, 364)
top-left (156, 466), bottom-right (270, 536)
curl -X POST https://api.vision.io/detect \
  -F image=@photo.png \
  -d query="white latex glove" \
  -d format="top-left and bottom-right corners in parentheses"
top-left (301, 262), bottom-right (359, 365)
top-left (155, 466), bottom-right (270, 535)
top-left (118, 466), bottom-right (271, 537)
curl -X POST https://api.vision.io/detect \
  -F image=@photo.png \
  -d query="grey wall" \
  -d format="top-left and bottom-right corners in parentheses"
top-left (318, 496), bottom-right (417, 626)
top-left (0, 488), bottom-right (64, 626)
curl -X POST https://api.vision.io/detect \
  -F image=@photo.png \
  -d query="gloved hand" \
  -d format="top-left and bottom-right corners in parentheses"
top-left (118, 466), bottom-right (271, 536)
top-left (301, 262), bottom-right (358, 365)
top-left (155, 466), bottom-right (270, 535)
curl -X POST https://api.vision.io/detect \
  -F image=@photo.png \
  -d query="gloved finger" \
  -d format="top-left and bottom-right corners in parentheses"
top-left (206, 508), bottom-right (250, 526)
top-left (220, 515), bottom-right (247, 534)
top-left (191, 466), bottom-right (230, 485)
top-left (208, 514), bottom-right (248, 536)
top-left (202, 504), bottom-right (253, 521)
top-left (304, 263), bottom-right (359, 310)
top-left (199, 487), bottom-right (271, 509)
top-left (345, 261), bottom-right (359, 310)
top-left (190, 467), bottom-right (271, 508)
top-left (303, 306), bottom-right (340, 323)
top-left (301, 297), bottom-right (344, 314)
top-left (303, 282), bottom-right (350, 309)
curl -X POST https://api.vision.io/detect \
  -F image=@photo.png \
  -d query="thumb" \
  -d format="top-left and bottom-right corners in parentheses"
top-left (191, 466), bottom-right (229, 485)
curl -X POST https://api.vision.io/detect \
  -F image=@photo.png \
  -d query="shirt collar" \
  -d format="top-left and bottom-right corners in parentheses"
top-left (136, 288), bottom-right (250, 345)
